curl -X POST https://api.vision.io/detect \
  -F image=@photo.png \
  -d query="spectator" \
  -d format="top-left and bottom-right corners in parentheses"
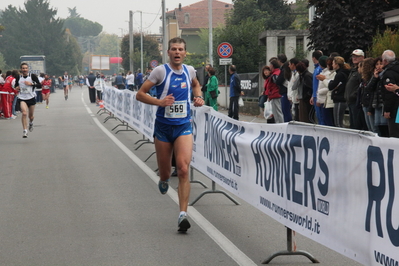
top-left (228, 65), bottom-right (241, 120)
top-left (135, 69), bottom-right (143, 90)
top-left (114, 73), bottom-right (125, 90)
top-left (381, 50), bottom-right (399, 137)
top-left (265, 60), bottom-right (284, 123)
top-left (328, 56), bottom-right (350, 128)
top-left (126, 71), bottom-right (135, 91)
top-left (287, 58), bottom-right (300, 121)
top-left (310, 50), bottom-right (324, 124)
top-left (364, 57), bottom-right (389, 136)
top-left (345, 49), bottom-right (366, 130)
top-left (295, 61), bottom-right (313, 123)
top-left (316, 56), bottom-right (336, 126)
top-left (205, 67), bottom-right (219, 111)
top-left (201, 64), bottom-right (212, 97)
top-left (275, 54), bottom-right (292, 122)
top-left (358, 58), bottom-right (376, 132)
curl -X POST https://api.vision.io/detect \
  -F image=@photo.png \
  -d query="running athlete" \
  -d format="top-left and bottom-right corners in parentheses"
top-left (41, 74), bottom-right (51, 108)
top-left (62, 72), bottom-right (69, 100)
top-left (136, 37), bottom-right (204, 232)
top-left (15, 63), bottom-right (42, 138)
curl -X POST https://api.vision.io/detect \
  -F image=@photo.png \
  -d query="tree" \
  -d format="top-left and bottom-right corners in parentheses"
top-left (368, 29), bottom-right (399, 58)
top-left (120, 33), bottom-right (162, 72)
top-left (64, 17), bottom-right (102, 37)
top-left (229, 0), bottom-right (295, 30)
top-left (0, 0), bottom-right (82, 74)
top-left (67, 7), bottom-right (80, 18)
top-left (308, 0), bottom-right (399, 60)
top-left (291, 0), bottom-right (309, 30)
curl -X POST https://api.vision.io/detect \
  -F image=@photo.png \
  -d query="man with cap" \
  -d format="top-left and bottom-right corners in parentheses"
top-left (345, 49), bottom-right (367, 130)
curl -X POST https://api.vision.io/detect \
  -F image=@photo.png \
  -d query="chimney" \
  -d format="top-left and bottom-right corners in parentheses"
top-left (179, 3), bottom-right (182, 11)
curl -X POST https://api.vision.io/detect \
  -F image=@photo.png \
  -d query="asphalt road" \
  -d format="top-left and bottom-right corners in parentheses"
top-left (0, 86), bottom-right (363, 266)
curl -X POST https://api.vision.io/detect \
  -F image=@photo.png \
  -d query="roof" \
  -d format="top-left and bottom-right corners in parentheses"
top-left (166, 0), bottom-right (233, 30)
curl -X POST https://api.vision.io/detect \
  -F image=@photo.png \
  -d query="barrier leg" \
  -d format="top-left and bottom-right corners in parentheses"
top-left (189, 167), bottom-right (207, 188)
top-left (262, 227), bottom-right (319, 264)
top-left (189, 180), bottom-right (239, 206)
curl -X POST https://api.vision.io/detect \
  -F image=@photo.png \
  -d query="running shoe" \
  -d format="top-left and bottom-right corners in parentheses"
top-left (23, 130), bottom-right (28, 138)
top-left (178, 213), bottom-right (191, 232)
top-left (158, 179), bottom-right (169, 195)
top-left (29, 122), bottom-right (34, 132)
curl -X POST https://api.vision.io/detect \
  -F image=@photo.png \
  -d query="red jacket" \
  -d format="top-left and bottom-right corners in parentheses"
top-left (264, 68), bottom-right (281, 100)
top-left (2, 76), bottom-right (17, 94)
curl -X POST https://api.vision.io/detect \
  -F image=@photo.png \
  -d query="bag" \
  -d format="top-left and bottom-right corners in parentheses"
top-left (210, 90), bottom-right (217, 99)
top-left (258, 94), bottom-right (267, 108)
top-left (238, 97), bottom-right (244, 107)
top-left (330, 81), bottom-right (342, 101)
top-left (324, 91), bottom-right (334, 108)
top-left (264, 101), bottom-right (273, 120)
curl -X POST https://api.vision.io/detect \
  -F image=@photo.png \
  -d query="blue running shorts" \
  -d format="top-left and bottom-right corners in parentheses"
top-left (154, 120), bottom-right (192, 143)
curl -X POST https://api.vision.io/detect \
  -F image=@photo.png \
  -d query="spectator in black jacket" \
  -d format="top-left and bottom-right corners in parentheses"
top-left (86, 71), bottom-right (96, 103)
top-left (275, 54), bottom-right (292, 122)
top-left (381, 50), bottom-right (399, 138)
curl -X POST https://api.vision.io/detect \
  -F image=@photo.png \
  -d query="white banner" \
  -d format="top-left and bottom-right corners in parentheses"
top-left (103, 86), bottom-right (399, 266)
top-left (103, 86), bottom-right (156, 142)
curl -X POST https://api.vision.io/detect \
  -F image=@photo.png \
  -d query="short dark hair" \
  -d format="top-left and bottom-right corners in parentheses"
top-left (301, 59), bottom-right (309, 68)
top-left (208, 67), bottom-right (216, 76)
top-left (229, 65), bottom-right (236, 72)
top-left (168, 37), bottom-right (186, 51)
top-left (20, 62), bottom-right (29, 69)
top-left (289, 58), bottom-right (300, 65)
top-left (312, 50), bottom-right (323, 60)
top-left (277, 54), bottom-right (287, 64)
top-left (269, 60), bottom-right (280, 69)
top-left (296, 62), bottom-right (307, 73)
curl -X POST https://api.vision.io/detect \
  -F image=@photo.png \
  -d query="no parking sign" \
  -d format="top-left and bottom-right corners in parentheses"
top-left (217, 42), bottom-right (233, 58)
top-left (150, 60), bottom-right (158, 69)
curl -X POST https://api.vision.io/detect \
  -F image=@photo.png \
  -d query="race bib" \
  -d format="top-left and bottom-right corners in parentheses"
top-left (164, 100), bottom-right (187, 118)
top-left (19, 83), bottom-right (29, 94)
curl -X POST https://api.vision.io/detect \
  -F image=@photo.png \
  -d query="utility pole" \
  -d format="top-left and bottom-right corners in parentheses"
top-left (208, 0), bottom-right (213, 66)
top-left (162, 0), bottom-right (167, 64)
top-left (129, 11), bottom-right (134, 72)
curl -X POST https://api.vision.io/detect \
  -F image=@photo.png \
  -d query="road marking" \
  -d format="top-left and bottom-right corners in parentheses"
top-left (81, 94), bottom-right (257, 266)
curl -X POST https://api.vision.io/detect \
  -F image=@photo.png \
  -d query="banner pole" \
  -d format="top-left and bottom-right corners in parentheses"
top-left (262, 227), bottom-right (319, 264)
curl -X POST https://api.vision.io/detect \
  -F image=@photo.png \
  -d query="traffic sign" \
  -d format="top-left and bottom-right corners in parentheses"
top-left (150, 60), bottom-right (158, 69)
top-left (217, 42), bottom-right (233, 58)
top-left (219, 58), bottom-right (232, 65)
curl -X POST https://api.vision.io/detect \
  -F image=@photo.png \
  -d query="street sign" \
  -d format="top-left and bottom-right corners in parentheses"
top-left (219, 58), bottom-right (232, 65)
top-left (150, 60), bottom-right (158, 69)
top-left (217, 42), bottom-right (233, 58)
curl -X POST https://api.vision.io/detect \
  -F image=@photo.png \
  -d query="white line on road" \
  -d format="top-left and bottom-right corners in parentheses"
top-left (81, 93), bottom-right (257, 266)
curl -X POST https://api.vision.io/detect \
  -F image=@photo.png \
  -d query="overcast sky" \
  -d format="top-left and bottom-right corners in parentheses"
top-left (9, 0), bottom-right (234, 35)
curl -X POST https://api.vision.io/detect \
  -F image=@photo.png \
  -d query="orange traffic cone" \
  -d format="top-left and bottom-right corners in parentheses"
top-left (99, 100), bottom-right (104, 109)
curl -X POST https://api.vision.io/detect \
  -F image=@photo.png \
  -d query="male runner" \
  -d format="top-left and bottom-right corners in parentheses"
top-left (15, 63), bottom-right (42, 138)
top-left (136, 37), bottom-right (204, 232)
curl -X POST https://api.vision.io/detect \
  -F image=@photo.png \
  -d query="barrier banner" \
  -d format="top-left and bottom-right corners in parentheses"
top-left (191, 106), bottom-right (399, 266)
top-left (103, 87), bottom-right (156, 142)
top-left (102, 86), bottom-right (399, 265)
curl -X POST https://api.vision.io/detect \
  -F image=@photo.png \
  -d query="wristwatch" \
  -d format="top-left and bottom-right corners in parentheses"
top-left (194, 96), bottom-right (203, 99)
